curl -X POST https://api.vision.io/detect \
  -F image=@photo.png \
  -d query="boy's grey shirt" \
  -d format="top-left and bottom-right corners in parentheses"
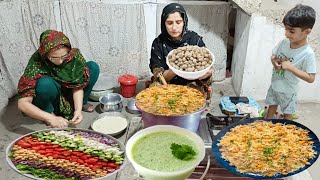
top-left (271, 38), bottom-right (317, 94)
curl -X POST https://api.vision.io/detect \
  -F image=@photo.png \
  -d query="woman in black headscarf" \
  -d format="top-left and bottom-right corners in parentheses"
top-left (149, 3), bottom-right (213, 100)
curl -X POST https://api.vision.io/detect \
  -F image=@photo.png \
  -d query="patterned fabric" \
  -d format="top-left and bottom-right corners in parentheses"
top-left (17, 30), bottom-right (90, 119)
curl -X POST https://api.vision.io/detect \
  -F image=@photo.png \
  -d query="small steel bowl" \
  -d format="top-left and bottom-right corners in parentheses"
top-left (99, 93), bottom-right (123, 112)
top-left (126, 99), bottom-right (141, 114)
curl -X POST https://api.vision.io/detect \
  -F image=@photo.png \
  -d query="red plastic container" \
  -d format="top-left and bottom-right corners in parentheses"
top-left (118, 74), bottom-right (138, 98)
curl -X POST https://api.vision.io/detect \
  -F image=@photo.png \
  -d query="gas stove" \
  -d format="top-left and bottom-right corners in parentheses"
top-left (197, 113), bottom-right (249, 148)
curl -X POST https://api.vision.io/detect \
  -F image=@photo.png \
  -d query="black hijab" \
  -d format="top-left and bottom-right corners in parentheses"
top-left (149, 3), bottom-right (206, 85)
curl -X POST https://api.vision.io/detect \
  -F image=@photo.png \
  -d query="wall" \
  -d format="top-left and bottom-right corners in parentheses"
top-left (231, 9), bottom-right (250, 95)
top-left (231, 0), bottom-right (320, 102)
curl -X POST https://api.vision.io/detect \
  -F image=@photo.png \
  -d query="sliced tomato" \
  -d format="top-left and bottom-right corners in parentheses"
top-left (71, 151), bottom-right (82, 156)
top-left (80, 155), bottom-right (88, 160)
top-left (52, 145), bottom-right (60, 148)
top-left (77, 159), bottom-right (85, 164)
top-left (19, 142), bottom-right (32, 148)
top-left (107, 162), bottom-right (117, 168)
top-left (57, 155), bottom-right (65, 159)
top-left (86, 158), bottom-right (98, 165)
top-left (94, 164), bottom-right (103, 169)
top-left (31, 146), bottom-right (41, 151)
top-left (55, 148), bottom-right (65, 152)
top-left (38, 150), bottom-right (46, 154)
top-left (62, 151), bottom-right (71, 156)
top-left (45, 153), bottom-right (53, 157)
top-left (39, 145), bottom-right (46, 150)
top-left (51, 154), bottom-right (59, 159)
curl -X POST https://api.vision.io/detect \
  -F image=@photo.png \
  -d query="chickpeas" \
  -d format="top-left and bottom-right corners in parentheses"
top-left (168, 46), bottom-right (213, 72)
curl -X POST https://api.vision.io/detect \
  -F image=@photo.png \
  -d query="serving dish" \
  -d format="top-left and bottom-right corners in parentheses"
top-left (91, 112), bottom-right (128, 136)
top-left (6, 128), bottom-right (127, 180)
top-left (126, 125), bottom-right (205, 180)
top-left (166, 47), bottom-right (214, 80)
top-left (212, 118), bottom-right (320, 179)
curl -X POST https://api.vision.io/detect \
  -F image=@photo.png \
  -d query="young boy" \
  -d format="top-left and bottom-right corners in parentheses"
top-left (265, 4), bottom-right (317, 120)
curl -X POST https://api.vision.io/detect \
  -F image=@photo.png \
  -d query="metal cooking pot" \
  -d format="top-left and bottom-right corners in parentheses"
top-left (99, 93), bottom-right (123, 112)
top-left (138, 106), bottom-right (206, 132)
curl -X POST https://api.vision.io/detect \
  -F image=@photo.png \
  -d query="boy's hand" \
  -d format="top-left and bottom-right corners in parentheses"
top-left (280, 60), bottom-right (294, 71)
top-left (271, 55), bottom-right (281, 70)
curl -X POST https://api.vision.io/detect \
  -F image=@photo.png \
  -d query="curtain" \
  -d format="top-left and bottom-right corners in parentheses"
top-left (60, 0), bottom-right (150, 79)
top-left (0, 0), bottom-right (56, 110)
top-left (157, 3), bottom-right (231, 81)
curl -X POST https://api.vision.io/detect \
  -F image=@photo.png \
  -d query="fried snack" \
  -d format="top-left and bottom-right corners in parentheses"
top-left (218, 120), bottom-right (317, 177)
top-left (135, 84), bottom-right (206, 116)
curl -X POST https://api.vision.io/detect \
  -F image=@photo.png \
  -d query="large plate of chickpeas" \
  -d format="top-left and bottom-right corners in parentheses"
top-left (166, 46), bottom-right (214, 80)
top-left (6, 128), bottom-right (126, 180)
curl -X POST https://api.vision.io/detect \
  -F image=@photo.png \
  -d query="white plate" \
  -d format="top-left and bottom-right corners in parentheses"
top-left (91, 113), bottom-right (128, 136)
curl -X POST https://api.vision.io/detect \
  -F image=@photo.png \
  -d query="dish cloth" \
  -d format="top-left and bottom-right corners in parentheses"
top-left (236, 104), bottom-right (259, 118)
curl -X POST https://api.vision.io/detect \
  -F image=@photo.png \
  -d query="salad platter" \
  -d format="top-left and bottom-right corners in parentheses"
top-left (6, 128), bottom-right (126, 180)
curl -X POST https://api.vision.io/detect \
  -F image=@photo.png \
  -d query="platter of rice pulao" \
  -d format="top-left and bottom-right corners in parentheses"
top-left (212, 118), bottom-right (320, 179)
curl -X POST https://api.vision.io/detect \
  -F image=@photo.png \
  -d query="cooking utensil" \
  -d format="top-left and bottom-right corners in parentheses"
top-left (99, 93), bottom-right (123, 112)
top-left (138, 105), bottom-right (206, 132)
top-left (158, 72), bottom-right (167, 85)
top-left (126, 99), bottom-right (141, 114)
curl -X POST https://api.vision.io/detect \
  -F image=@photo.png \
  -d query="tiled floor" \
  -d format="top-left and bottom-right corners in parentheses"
top-left (0, 78), bottom-right (319, 180)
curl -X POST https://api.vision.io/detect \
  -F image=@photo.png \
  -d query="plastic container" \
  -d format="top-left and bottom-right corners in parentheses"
top-left (126, 125), bottom-right (205, 180)
top-left (118, 74), bottom-right (138, 98)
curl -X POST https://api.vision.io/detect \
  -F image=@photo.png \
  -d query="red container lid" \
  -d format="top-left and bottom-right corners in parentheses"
top-left (118, 74), bottom-right (138, 85)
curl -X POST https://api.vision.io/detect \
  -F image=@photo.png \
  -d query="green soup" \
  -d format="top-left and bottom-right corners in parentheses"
top-left (131, 131), bottom-right (199, 172)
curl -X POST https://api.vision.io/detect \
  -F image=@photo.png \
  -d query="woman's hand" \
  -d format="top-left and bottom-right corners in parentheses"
top-left (198, 68), bottom-right (213, 80)
top-left (70, 110), bottom-right (83, 125)
top-left (46, 116), bottom-right (69, 128)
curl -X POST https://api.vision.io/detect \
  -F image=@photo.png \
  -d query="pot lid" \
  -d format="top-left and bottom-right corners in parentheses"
top-left (92, 73), bottom-right (118, 91)
top-left (118, 74), bottom-right (138, 85)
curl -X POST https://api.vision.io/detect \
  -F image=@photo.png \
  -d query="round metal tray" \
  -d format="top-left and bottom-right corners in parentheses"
top-left (6, 128), bottom-right (127, 180)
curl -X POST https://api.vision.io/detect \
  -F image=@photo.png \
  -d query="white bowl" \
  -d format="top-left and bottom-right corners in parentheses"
top-left (91, 112), bottom-right (128, 136)
top-left (166, 48), bottom-right (215, 80)
top-left (126, 125), bottom-right (205, 180)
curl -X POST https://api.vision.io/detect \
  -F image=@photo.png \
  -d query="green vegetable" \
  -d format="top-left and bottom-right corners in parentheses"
top-left (168, 99), bottom-right (177, 106)
top-left (16, 164), bottom-right (74, 180)
top-left (170, 143), bottom-right (196, 161)
top-left (263, 146), bottom-right (274, 156)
